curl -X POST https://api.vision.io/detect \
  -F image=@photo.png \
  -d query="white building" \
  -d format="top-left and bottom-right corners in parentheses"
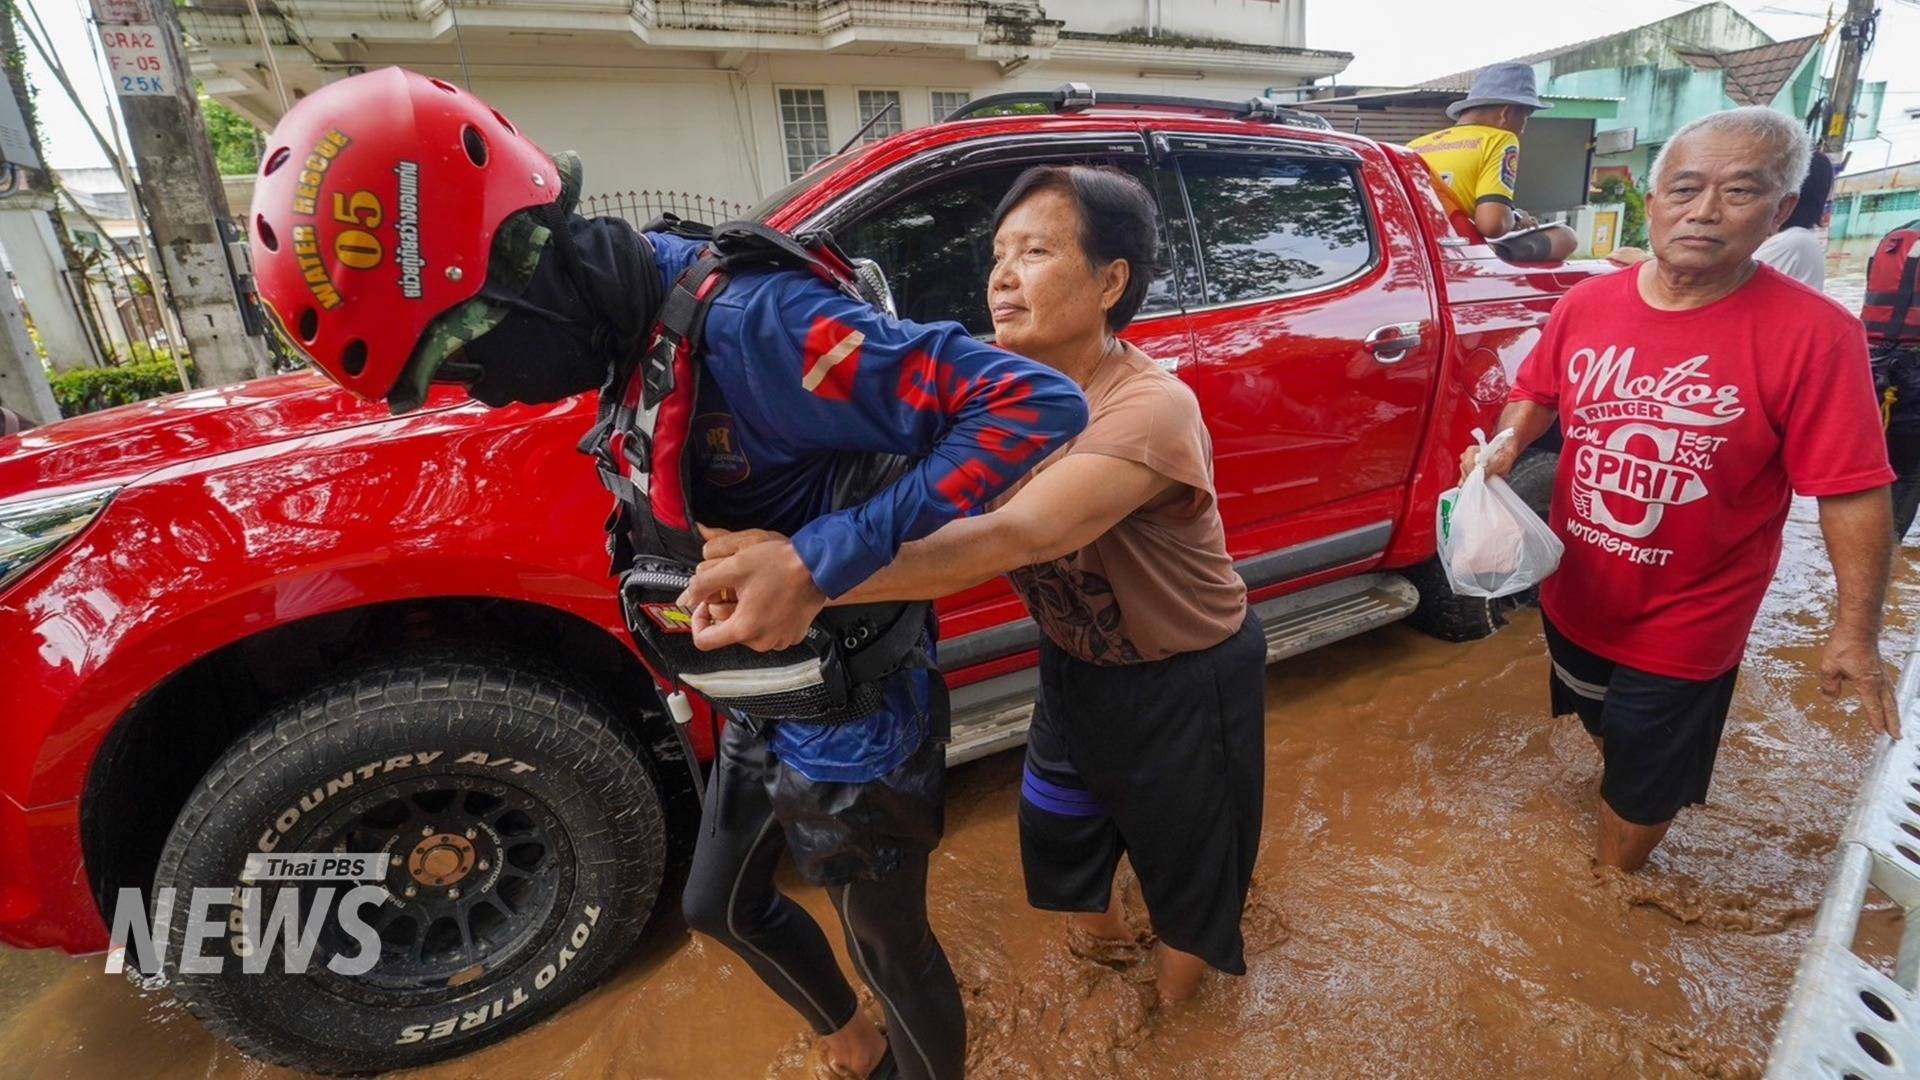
top-left (183, 1), bottom-right (1350, 213)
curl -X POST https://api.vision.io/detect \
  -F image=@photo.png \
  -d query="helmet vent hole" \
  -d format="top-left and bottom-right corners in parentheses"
top-left (429, 78), bottom-right (459, 95)
top-left (461, 125), bottom-right (489, 167)
top-left (255, 215), bottom-right (278, 252)
top-left (263, 146), bottom-right (290, 176)
top-left (297, 307), bottom-right (319, 343)
top-left (490, 108), bottom-right (516, 135)
top-left (340, 339), bottom-right (368, 377)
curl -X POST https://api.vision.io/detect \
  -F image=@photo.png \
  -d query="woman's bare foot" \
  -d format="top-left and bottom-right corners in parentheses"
top-left (1152, 944), bottom-right (1207, 1004)
top-left (1069, 892), bottom-right (1131, 939)
top-left (1066, 920), bottom-right (1148, 966)
top-left (1067, 893), bottom-right (1147, 966)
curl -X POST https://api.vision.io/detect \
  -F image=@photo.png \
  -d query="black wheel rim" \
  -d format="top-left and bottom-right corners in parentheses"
top-left (266, 773), bottom-right (575, 1008)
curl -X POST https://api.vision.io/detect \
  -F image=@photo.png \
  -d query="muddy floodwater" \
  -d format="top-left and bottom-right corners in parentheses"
top-left (3, 497), bottom-right (1915, 1079)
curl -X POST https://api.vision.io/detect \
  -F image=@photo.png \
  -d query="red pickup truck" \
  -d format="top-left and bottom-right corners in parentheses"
top-left (0, 90), bottom-right (1599, 1072)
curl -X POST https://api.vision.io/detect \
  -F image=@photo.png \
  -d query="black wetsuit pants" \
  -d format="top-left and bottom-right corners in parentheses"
top-left (681, 720), bottom-right (965, 1080)
top-left (1889, 424), bottom-right (1920, 540)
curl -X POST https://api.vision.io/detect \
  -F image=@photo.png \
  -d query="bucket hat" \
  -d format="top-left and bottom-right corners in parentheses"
top-left (1447, 61), bottom-right (1552, 120)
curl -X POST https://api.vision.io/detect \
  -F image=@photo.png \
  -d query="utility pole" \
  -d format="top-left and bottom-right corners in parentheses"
top-left (1822, 0), bottom-right (1879, 155)
top-left (89, 0), bottom-right (264, 386)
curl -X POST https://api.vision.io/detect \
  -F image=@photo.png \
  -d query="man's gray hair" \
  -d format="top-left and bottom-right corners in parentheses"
top-left (1648, 106), bottom-right (1812, 200)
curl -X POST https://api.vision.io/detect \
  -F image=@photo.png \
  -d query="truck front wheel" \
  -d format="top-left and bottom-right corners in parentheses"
top-left (1407, 447), bottom-right (1558, 642)
top-left (150, 652), bottom-right (666, 1074)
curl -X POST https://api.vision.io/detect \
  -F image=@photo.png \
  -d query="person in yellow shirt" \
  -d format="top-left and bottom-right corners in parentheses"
top-left (1410, 62), bottom-right (1578, 262)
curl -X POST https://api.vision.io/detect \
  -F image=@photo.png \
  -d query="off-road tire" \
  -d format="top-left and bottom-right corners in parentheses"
top-left (1408, 447), bottom-right (1558, 642)
top-left (151, 652), bottom-right (666, 1075)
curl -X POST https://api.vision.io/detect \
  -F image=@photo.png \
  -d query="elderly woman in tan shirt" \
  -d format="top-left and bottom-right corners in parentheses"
top-left (687, 165), bottom-right (1265, 1004)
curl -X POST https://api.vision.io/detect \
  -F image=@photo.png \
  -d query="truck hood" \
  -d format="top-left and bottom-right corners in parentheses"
top-left (0, 373), bottom-right (460, 500)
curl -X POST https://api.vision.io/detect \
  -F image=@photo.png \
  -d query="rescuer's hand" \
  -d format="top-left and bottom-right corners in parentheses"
top-left (698, 526), bottom-right (789, 560)
top-left (684, 526), bottom-right (783, 628)
top-left (682, 536), bottom-right (825, 653)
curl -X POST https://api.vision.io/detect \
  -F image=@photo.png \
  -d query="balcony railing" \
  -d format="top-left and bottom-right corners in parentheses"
top-left (578, 189), bottom-right (753, 228)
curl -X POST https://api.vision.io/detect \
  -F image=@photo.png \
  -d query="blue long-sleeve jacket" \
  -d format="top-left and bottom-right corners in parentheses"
top-left (645, 231), bottom-right (1087, 781)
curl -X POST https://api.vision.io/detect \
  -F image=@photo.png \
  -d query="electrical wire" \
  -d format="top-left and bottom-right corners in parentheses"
top-left (448, 1), bottom-right (474, 90)
top-left (239, 0), bottom-right (291, 114)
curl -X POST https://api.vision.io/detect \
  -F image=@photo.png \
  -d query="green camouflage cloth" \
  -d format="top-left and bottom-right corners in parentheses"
top-left (387, 150), bottom-right (585, 414)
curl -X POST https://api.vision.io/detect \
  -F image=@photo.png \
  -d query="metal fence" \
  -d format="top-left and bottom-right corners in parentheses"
top-left (578, 189), bottom-right (753, 228)
top-left (63, 268), bottom-right (170, 362)
top-left (1765, 625), bottom-right (1920, 1078)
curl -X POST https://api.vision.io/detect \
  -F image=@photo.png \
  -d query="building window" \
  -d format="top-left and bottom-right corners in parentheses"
top-left (857, 89), bottom-right (904, 144)
top-left (930, 90), bottom-right (971, 123)
top-left (1862, 189), bottom-right (1920, 214)
top-left (779, 88), bottom-right (832, 181)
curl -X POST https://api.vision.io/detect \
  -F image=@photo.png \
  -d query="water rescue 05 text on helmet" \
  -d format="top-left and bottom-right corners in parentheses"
top-left (249, 66), bottom-right (560, 405)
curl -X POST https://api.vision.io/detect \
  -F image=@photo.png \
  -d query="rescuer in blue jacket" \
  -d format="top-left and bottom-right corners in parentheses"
top-left (250, 73), bottom-right (1087, 1074)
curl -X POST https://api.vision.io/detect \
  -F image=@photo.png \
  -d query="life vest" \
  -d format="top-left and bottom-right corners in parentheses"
top-left (1864, 224), bottom-right (1920, 346)
top-left (583, 218), bottom-right (935, 727)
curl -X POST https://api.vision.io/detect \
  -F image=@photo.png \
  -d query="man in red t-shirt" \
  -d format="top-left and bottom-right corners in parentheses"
top-left (1470, 107), bottom-right (1901, 873)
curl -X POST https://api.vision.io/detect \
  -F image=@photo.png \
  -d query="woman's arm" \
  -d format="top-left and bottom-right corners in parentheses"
top-left (844, 452), bottom-right (1172, 602)
top-left (689, 452), bottom-right (1173, 614)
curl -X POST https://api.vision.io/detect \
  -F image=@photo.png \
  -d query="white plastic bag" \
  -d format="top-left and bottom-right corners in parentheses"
top-left (1435, 427), bottom-right (1565, 598)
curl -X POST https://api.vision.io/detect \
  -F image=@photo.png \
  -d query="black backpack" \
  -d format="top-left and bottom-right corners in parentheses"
top-left (582, 218), bottom-right (936, 729)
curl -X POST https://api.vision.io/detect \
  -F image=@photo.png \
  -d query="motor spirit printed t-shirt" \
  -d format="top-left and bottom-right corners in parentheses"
top-left (1510, 262), bottom-right (1893, 680)
top-left (1000, 344), bottom-right (1247, 666)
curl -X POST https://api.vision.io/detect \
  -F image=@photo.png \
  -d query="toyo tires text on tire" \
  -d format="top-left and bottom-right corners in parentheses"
top-left (150, 653), bottom-right (667, 1074)
top-left (1408, 448), bottom-right (1558, 643)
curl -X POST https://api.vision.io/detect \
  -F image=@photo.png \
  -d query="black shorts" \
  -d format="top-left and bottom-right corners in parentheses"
top-left (1019, 610), bottom-right (1266, 975)
top-left (1543, 616), bottom-right (1739, 827)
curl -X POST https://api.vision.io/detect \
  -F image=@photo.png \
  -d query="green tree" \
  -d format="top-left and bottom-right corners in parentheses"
top-left (200, 90), bottom-right (261, 176)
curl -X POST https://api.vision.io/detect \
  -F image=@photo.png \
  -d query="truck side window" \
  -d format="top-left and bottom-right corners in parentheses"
top-left (834, 161), bottom-right (1180, 336)
top-left (1179, 155), bottom-right (1374, 306)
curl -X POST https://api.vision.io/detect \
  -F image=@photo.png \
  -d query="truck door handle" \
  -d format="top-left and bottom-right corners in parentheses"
top-left (1364, 322), bottom-right (1423, 364)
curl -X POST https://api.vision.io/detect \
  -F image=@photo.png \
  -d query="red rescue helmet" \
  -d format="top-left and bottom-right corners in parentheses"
top-left (249, 67), bottom-right (561, 402)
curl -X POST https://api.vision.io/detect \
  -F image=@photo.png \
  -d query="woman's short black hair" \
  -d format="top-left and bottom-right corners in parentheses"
top-left (993, 165), bottom-right (1160, 332)
top-left (1784, 151), bottom-right (1835, 231)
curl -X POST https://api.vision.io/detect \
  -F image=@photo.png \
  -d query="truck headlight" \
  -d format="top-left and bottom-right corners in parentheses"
top-left (0, 488), bottom-right (117, 593)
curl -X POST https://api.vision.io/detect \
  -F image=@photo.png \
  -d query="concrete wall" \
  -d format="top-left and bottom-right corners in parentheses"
top-left (1044, 0), bottom-right (1304, 46)
top-left (1539, 5), bottom-right (1770, 75)
top-left (1593, 144), bottom-right (1657, 187)
top-left (0, 208), bottom-right (100, 370)
top-left (1546, 63), bottom-right (1730, 152)
top-left (1533, 5), bottom-right (1818, 191)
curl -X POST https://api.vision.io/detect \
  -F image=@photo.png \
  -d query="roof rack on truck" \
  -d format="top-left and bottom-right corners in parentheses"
top-left (943, 82), bottom-right (1333, 132)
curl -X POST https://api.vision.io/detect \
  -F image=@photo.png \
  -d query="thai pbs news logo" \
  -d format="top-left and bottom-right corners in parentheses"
top-left (105, 853), bottom-right (389, 977)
